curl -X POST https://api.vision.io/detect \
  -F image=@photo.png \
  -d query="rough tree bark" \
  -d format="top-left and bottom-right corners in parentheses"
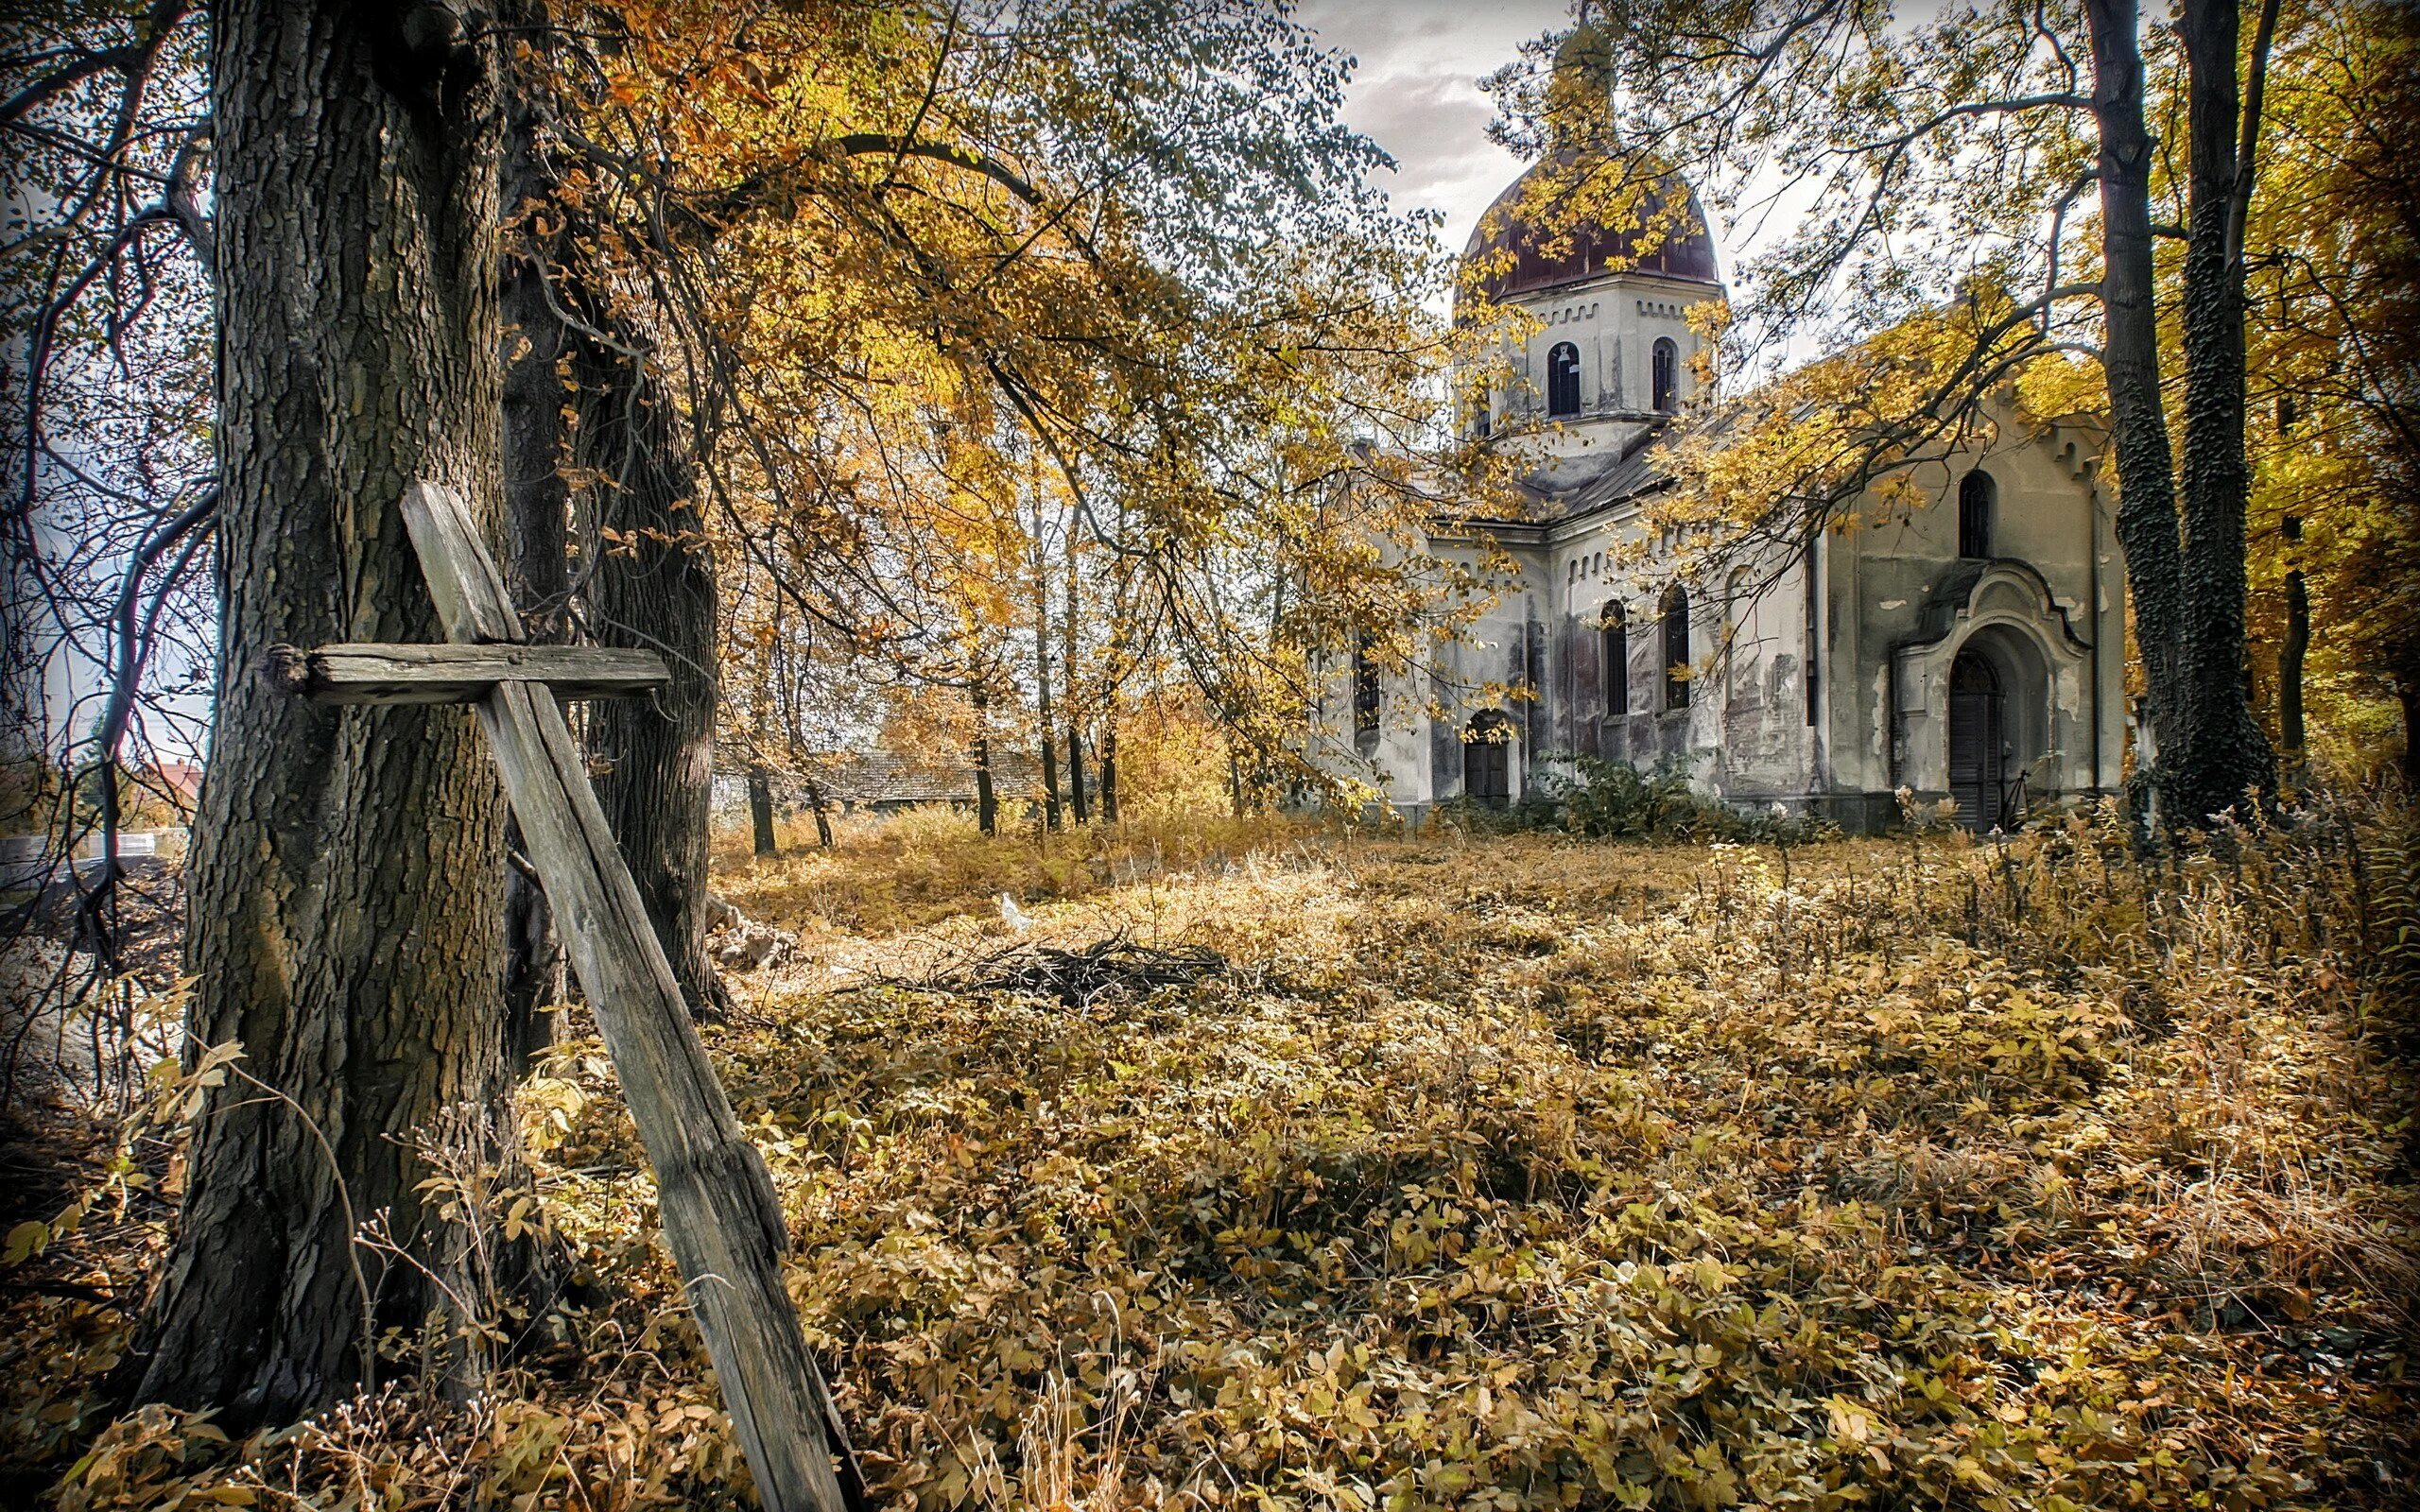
top-left (580, 324), bottom-right (729, 1018)
top-left (1098, 717), bottom-right (1118, 823)
top-left (1035, 627), bottom-right (1063, 833)
top-left (2084, 0), bottom-right (2188, 807)
top-left (800, 771), bottom-right (835, 849)
top-left (2280, 562), bottom-right (2308, 767)
top-left (972, 686), bottom-right (997, 836)
top-left (747, 768), bottom-right (778, 857)
top-left (2174, 0), bottom-right (2279, 820)
top-left (499, 43), bottom-right (570, 1070)
top-left (1063, 562), bottom-right (1086, 822)
top-left (133, 0), bottom-right (533, 1424)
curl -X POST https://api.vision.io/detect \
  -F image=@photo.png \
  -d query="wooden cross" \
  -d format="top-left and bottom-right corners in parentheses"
top-left (272, 482), bottom-right (858, 1512)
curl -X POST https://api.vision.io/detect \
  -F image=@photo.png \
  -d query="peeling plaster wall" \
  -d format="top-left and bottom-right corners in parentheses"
top-left (1824, 417), bottom-right (2126, 816)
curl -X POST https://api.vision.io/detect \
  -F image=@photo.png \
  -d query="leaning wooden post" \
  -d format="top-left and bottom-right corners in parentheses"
top-left (277, 482), bottom-right (856, 1512)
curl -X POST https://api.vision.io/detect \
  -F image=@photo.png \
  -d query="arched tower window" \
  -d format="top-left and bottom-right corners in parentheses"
top-left (1958, 470), bottom-right (1995, 558)
top-left (1651, 337), bottom-right (1679, 413)
top-left (1547, 342), bottom-right (1582, 418)
top-left (1661, 582), bottom-right (1691, 710)
top-left (1600, 601), bottom-right (1629, 716)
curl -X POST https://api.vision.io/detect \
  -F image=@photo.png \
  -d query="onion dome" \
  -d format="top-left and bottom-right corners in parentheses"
top-left (1461, 147), bottom-right (1722, 303)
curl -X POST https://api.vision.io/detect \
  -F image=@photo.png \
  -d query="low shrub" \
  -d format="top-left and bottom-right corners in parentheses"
top-left (1550, 756), bottom-right (1841, 844)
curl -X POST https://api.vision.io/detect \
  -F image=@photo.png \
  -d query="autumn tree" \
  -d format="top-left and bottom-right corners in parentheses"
top-left (2238, 0), bottom-right (2420, 777)
top-left (1, 0), bottom-right (215, 1001)
top-left (496, 1), bottom-right (1488, 835)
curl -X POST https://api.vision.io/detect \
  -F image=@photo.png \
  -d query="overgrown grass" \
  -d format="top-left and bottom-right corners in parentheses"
top-left (710, 806), bottom-right (1326, 935)
top-left (7, 799), bottom-right (2415, 1509)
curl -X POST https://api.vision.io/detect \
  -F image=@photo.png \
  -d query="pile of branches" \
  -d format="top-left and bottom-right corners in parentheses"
top-left (887, 932), bottom-right (1227, 1008)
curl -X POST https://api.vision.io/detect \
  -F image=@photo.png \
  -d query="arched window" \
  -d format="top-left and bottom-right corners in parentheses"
top-left (1958, 470), bottom-right (1995, 558)
top-left (1547, 341), bottom-right (1582, 418)
top-left (1600, 602), bottom-right (1629, 716)
top-left (1661, 582), bottom-right (1691, 710)
top-left (1651, 337), bottom-right (1679, 413)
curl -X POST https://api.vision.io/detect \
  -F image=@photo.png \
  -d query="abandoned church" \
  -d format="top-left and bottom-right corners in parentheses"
top-left (1310, 143), bottom-right (2129, 833)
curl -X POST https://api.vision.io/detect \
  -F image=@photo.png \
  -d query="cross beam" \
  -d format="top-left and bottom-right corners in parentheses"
top-left (264, 642), bottom-right (670, 705)
top-left (281, 482), bottom-right (857, 1512)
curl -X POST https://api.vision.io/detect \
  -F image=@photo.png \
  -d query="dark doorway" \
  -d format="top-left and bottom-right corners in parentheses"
top-left (1463, 711), bottom-right (1512, 808)
top-left (1947, 647), bottom-right (2006, 830)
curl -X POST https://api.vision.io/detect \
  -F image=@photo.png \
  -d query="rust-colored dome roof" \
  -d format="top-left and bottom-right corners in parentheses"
top-left (1461, 149), bottom-right (1721, 303)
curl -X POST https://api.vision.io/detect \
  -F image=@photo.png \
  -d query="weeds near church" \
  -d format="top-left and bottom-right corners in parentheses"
top-left (7, 804), bottom-right (2415, 1509)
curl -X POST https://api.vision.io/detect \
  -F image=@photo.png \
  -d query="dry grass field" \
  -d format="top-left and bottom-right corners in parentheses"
top-left (8, 802), bottom-right (2416, 1510)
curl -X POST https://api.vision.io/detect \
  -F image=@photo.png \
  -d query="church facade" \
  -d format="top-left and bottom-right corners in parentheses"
top-left (1313, 154), bottom-right (2129, 833)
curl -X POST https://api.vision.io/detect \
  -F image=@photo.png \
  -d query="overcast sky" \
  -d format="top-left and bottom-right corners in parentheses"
top-left (1295, 0), bottom-right (1579, 258)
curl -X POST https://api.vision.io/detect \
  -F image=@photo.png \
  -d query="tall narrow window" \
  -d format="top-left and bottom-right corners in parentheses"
top-left (1600, 602), bottom-right (1629, 716)
top-left (1803, 539), bottom-right (1822, 726)
top-left (1651, 337), bottom-right (1679, 413)
top-left (1547, 341), bottom-right (1581, 418)
top-left (1723, 568), bottom-right (1750, 708)
top-left (1352, 634), bottom-right (1380, 742)
top-left (1958, 470), bottom-right (1995, 558)
top-left (1661, 582), bottom-right (1691, 710)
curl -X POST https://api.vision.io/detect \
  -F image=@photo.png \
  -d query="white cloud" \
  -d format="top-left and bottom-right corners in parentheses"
top-left (1296, 0), bottom-right (1568, 252)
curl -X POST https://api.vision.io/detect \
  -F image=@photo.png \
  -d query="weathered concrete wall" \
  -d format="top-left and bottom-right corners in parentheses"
top-left (1306, 408), bottom-right (2124, 833)
top-left (1475, 272), bottom-right (1722, 459)
top-left (1824, 413), bottom-right (2125, 816)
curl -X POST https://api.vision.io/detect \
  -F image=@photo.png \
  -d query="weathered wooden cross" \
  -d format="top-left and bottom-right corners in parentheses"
top-left (271, 482), bottom-right (857, 1512)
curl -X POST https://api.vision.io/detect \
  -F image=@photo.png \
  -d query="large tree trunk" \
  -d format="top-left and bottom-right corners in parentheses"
top-left (2085, 0), bottom-right (2187, 814)
top-left (498, 49), bottom-right (570, 1071)
top-left (134, 0), bottom-right (531, 1425)
top-left (580, 329), bottom-right (728, 1019)
top-left (2174, 0), bottom-right (2279, 822)
top-left (1098, 715), bottom-right (1118, 823)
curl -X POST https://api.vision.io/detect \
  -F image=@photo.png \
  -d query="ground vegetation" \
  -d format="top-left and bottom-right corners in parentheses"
top-left (6, 800), bottom-right (2411, 1509)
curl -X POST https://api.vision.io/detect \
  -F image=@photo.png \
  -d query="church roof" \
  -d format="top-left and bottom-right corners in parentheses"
top-left (1461, 148), bottom-right (1722, 305)
top-left (1511, 428), bottom-right (1675, 518)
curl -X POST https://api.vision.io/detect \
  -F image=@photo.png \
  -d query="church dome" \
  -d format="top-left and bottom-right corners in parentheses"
top-left (1461, 148), bottom-right (1721, 303)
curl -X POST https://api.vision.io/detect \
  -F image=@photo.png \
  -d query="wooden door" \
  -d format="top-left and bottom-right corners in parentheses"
top-left (1464, 716), bottom-right (1512, 808)
top-left (1947, 649), bottom-right (2004, 830)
